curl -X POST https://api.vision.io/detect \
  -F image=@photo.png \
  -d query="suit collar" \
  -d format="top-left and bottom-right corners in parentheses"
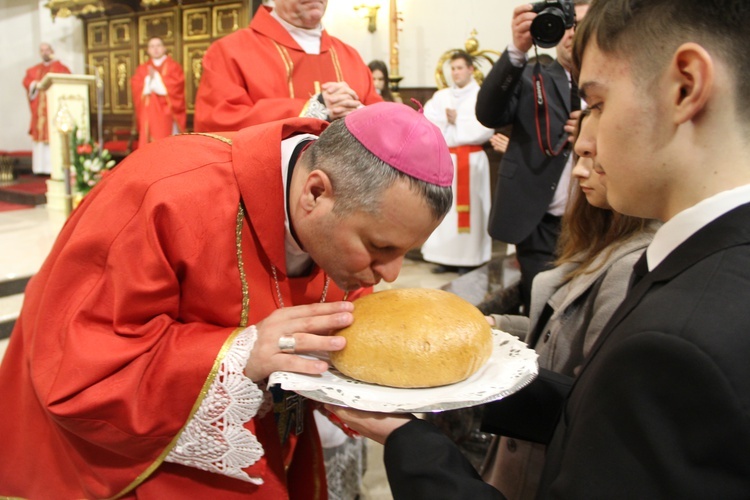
top-left (579, 202), bottom-right (750, 373)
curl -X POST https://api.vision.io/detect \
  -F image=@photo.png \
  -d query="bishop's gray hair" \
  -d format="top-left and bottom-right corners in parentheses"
top-left (304, 119), bottom-right (452, 220)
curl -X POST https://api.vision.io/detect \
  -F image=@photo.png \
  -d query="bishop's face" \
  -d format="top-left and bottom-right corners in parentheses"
top-left (274, 0), bottom-right (328, 29)
top-left (299, 178), bottom-right (441, 291)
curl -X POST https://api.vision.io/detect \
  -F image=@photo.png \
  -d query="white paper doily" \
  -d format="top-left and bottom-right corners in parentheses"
top-left (268, 329), bottom-right (539, 413)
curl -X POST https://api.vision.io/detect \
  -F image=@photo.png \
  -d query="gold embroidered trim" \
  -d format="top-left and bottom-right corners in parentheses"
top-left (329, 47), bottom-right (343, 82)
top-left (236, 203), bottom-right (250, 327)
top-left (182, 132), bottom-right (233, 144)
top-left (456, 205), bottom-right (470, 212)
top-left (272, 41), bottom-right (295, 98)
top-left (299, 99), bottom-right (311, 117)
top-left (110, 328), bottom-right (244, 499)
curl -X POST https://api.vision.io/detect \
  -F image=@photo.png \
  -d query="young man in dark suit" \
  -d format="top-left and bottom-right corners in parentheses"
top-left (327, 0), bottom-right (750, 497)
top-left (476, 1), bottom-right (589, 312)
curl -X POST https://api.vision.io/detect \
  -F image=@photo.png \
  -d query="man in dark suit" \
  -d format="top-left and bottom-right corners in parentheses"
top-left (326, 0), bottom-right (750, 497)
top-left (476, 1), bottom-right (589, 312)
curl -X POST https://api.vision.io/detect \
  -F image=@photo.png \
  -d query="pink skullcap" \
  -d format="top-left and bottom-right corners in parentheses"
top-left (344, 102), bottom-right (454, 187)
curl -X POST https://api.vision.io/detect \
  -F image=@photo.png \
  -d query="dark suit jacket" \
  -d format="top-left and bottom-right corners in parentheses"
top-left (476, 50), bottom-right (573, 244)
top-left (385, 202), bottom-right (750, 499)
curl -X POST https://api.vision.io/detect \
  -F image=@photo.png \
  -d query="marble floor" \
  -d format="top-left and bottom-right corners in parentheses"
top-left (1, 204), bottom-right (517, 499)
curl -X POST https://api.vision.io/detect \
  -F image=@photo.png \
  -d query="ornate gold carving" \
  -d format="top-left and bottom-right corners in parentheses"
top-left (57, 94), bottom-right (89, 137)
top-left (183, 42), bottom-right (210, 112)
top-left (213, 4), bottom-right (242, 37)
top-left (110, 50), bottom-right (133, 113)
top-left (110, 19), bottom-right (132, 47)
top-left (139, 11), bottom-right (176, 44)
top-left (141, 0), bottom-right (171, 7)
top-left (87, 21), bottom-right (108, 50)
top-left (184, 7), bottom-right (211, 40)
top-left (45, 0), bottom-right (104, 20)
top-left (434, 30), bottom-right (501, 89)
top-left (88, 53), bottom-right (111, 112)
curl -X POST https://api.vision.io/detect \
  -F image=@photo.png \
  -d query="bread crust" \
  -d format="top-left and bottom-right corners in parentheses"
top-left (330, 288), bottom-right (493, 388)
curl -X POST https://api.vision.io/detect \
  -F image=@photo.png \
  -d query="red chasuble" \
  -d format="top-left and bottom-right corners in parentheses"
top-left (194, 6), bottom-right (382, 132)
top-left (131, 56), bottom-right (187, 145)
top-left (22, 60), bottom-right (71, 142)
top-left (0, 118), bottom-right (368, 499)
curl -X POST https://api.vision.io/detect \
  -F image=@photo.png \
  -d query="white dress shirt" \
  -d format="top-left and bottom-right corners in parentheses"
top-left (647, 183), bottom-right (750, 270)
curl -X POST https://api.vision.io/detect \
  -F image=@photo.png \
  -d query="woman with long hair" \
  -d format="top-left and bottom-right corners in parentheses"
top-left (368, 59), bottom-right (397, 102)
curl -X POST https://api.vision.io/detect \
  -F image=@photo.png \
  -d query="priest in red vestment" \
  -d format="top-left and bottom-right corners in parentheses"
top-left (194, 0), bottom-right (382, 132)
top-left (131, 37), bottom-right (187, 146)
top-left (22, 42), bottom-right (71, 174)
top-left (0, 102), bottom-right (454, 499)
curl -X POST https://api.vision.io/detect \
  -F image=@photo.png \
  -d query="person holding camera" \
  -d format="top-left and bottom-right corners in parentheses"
top-left (476, 0), bottom-right (589, 314)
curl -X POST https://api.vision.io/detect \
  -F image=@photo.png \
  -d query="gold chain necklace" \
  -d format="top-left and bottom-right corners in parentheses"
top-left (271, 264), bottom-right (333, 308)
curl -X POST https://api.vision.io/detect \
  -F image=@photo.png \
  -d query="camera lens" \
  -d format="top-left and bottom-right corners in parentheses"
top-left (530, 9), bottom-right (566, 48)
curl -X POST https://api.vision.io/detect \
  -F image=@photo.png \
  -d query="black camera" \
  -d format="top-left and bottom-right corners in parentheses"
top-left (530, 0), bottom-right (576, 48)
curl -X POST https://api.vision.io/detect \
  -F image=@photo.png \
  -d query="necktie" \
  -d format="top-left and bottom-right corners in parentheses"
top-left (628, 251), bottom-right (649, 291)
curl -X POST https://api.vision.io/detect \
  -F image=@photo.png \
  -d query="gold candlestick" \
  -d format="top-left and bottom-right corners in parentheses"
top-left (388, 0), bottom-right (404, 94)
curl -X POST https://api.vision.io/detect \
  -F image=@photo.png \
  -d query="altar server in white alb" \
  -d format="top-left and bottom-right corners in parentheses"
top-left (421, 51), bottom-right (495, 275)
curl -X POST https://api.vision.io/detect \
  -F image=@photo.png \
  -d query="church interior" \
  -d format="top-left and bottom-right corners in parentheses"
top-left (0, 0), bottom-right (524, 498)
top-left (1, 0), bottom-right (524, 350)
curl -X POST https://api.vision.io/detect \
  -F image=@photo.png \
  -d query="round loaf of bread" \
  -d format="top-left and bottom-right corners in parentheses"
top-left (330, 288), bottom-right (493, 388)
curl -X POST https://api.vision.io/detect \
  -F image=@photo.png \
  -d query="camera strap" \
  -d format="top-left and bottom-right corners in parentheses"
top-left (532, 60), bottom-right (569, 157)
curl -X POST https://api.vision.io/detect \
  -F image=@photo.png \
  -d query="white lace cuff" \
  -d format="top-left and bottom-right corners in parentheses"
top-left (165, 326), bottom-right (266, 484)
top-left (301, 93), bottom-right (329, 121)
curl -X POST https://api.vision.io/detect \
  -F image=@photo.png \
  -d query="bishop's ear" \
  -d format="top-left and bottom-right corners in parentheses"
top-left (300, 169), bottom-right (334, 212)
top-left (669, 42), bottom-right (714, 124)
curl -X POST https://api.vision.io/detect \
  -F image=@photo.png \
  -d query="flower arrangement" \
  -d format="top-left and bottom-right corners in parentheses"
top-left (70, 127), bottom-right (116, 195)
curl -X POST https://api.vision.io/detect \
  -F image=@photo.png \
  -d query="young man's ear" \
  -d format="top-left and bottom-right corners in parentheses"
top-left (669, 42), bottom-right (714, 124)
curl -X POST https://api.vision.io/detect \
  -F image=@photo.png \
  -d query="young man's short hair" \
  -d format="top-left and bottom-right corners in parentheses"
top-left (573, 0), bottom-right (750, 121)
top-left (450, 51), bottom-right (474, 69)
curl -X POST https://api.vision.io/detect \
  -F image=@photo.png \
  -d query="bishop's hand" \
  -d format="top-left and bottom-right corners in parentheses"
top-left (244, 301), bottom-right (353, 382)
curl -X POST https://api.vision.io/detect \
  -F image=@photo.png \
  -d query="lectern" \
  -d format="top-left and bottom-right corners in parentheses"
top-left (38, 73), bottom-right (96, 213)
